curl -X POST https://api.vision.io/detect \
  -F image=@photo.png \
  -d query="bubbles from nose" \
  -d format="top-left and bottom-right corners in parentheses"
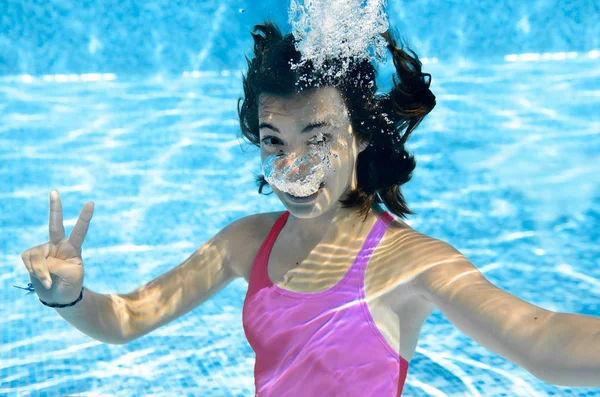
top-left (263, 144), bottom-right (333, 197)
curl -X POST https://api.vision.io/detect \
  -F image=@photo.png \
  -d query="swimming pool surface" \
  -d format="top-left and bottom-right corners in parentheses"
top-left (1, 1), bottom-right (599, 396)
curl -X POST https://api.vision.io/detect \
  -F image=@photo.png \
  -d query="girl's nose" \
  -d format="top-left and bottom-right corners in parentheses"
top-left (272, 148), bottom-right (328, 182)
top-left (262, 145), bottom-right (332, 197)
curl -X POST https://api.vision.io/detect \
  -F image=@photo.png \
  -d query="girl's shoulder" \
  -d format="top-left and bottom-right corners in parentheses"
top-left (227, 211), bottom-right (286, 282)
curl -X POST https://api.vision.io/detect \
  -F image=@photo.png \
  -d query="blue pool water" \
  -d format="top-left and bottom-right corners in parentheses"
top-left (1, 1), bottom-right (599, 396)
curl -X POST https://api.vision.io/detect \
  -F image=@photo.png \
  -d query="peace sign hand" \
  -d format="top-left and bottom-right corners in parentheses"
top-left (20, 190), bottom-right (94, 305)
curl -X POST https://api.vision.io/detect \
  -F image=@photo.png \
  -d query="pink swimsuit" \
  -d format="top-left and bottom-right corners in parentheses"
top-left (242, 210), bottom-right (409, 396)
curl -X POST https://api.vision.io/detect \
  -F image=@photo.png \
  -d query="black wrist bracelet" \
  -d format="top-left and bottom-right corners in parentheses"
top-left (39, 287), bottom-right (84, 308)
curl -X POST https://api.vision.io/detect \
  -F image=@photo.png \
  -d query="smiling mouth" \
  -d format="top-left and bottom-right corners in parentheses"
top-left (286, 182), bottom-right (325, 198)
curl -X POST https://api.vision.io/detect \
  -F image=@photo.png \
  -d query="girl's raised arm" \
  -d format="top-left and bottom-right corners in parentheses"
top-left (409, 234), bottom-right (600, 388)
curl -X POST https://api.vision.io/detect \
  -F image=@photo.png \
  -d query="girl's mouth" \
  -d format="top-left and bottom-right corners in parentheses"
top-left (284, 182), bottom-right (325, 203)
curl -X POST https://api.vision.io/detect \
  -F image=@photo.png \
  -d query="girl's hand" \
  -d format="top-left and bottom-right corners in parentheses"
top-left (20, 190), bottom-right (94, 305)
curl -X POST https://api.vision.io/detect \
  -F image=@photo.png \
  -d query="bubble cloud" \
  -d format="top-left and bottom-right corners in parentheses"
top-left (262, 133), bottom-right (333, 197)
top-left (288, 0), bottom-right (389, 78)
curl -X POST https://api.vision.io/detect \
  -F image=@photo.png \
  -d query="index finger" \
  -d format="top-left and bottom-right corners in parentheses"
top-left (49, 190), bottom-right (66, 244)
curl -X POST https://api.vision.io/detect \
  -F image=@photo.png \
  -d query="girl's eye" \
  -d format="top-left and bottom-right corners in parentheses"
top-left (309, 133), bottom-right (333, 146)
top-left (261, 136), bottom-right (280, 146)
top-left (261, 133), bottom-right (331, 147)
top-left (309, 135), bottom-right (327, 145)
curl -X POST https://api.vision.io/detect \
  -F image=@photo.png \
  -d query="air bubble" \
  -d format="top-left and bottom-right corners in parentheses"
top-left (288, 0), bottom-right (389, 82)
top-left (262, 143), bottom-right (334, 197)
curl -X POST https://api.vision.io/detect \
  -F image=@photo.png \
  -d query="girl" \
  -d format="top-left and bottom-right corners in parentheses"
top-left (20, 22), bottom-right (600, 396)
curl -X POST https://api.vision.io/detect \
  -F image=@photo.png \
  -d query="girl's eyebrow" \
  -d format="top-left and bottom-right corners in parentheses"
top-left (302, 121), bottom-right (330, 133)
top-left (259, 121), bottom-right (331, 135)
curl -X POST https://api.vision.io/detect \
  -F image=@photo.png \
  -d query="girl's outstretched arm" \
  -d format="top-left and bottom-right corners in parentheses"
top-left (408, 234), bottom-right (600, 388)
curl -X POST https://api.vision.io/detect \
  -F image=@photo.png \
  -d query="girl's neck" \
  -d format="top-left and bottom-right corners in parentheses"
top-left (285, 202), bottom-right (384, 244)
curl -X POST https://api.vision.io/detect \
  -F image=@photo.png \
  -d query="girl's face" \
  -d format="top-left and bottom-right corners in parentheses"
top-left (259, 86), bottom-right (369, 219)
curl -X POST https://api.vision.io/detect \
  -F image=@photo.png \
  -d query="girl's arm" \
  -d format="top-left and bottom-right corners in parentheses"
top-left (112, 214), bottom-right (260, 343)
top-left (409, 235), bottom-right (600, 387)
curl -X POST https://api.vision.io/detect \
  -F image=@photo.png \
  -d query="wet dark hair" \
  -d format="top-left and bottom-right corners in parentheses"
top-left (237, 21), bottom-right (436, 222)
